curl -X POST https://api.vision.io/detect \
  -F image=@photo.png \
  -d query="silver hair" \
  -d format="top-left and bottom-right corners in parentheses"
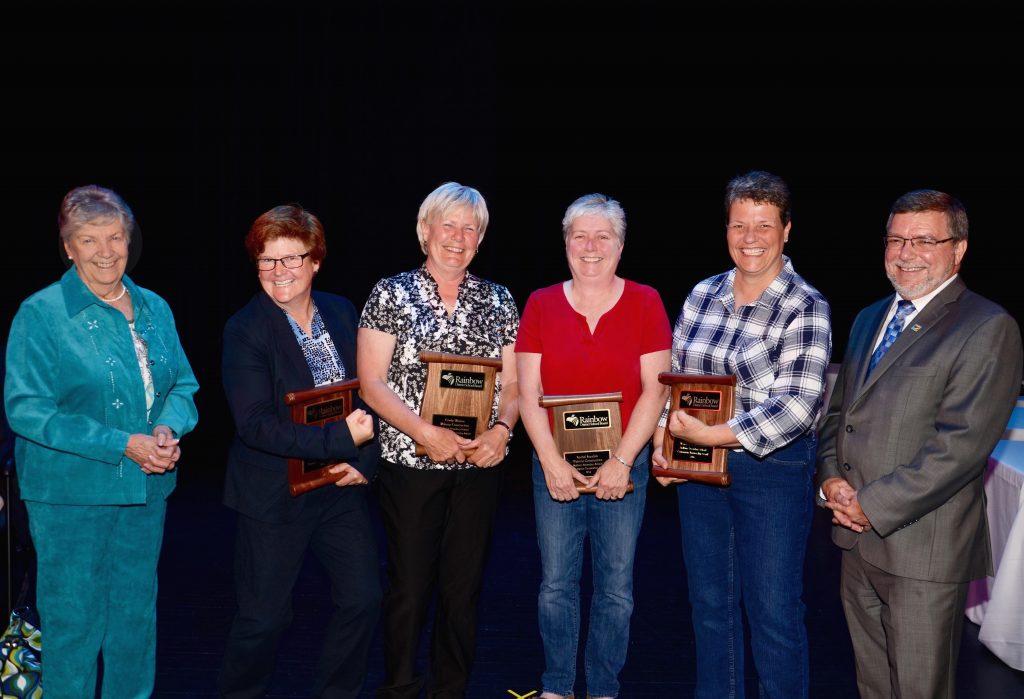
top-left (58, 184), bottom-right (135, 243)
top-left (561, 193), bottom-right (626, 243)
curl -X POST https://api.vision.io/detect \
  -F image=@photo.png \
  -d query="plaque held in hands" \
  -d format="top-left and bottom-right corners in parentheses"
top-left (539, 392), bottom-right (634, 495)
top-left (414, 351), bottom-right (502, 459)
top-left (653, 373), bottom-right (736, 486)
top-left (283, 378), bottom-right (361, 496)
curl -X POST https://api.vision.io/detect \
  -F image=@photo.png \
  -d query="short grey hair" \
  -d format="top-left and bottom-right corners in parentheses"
top-left (416, 182), bottom-right (489, 254)
top-left (58, 184), bottom-right (135, 243)
top-left (561, 193), bottom-right (626, 244)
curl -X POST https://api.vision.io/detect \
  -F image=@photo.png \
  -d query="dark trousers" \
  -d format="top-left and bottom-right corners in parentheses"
top-left (219, 488), bottom-right (381, 699)
top-left (841, 547), bottom-right (969, 699)
top-left (375, 460), bottom-right (503, 699)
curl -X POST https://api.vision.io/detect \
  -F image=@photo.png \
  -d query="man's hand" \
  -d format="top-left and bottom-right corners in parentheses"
top-left (821, 477), bottom-right (872, 533)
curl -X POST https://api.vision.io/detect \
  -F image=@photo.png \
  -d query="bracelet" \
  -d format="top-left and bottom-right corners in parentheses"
top-left (612, 453), bottom-right (633, 469)
top-left (493, 420), bottom-right (512, 438)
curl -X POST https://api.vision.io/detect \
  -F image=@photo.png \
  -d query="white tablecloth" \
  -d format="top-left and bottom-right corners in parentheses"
top-left (964, 435), bottom-right (1024, 670)
top-left (1002, 402), bottom-right (1024, 441)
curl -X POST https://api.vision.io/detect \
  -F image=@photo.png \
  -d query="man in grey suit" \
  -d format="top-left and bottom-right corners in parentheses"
top-left (817, 189), bottom-right (1023, 699)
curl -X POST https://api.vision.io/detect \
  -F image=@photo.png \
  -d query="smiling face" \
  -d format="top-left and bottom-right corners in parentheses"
top-left (565, 214), bottom-right (623, 281)
top-left (726, 198), bottom-right (789, 286)
top-left (64, 219), bottom-right (129, 296)
top-left (257, 236), bottom-right (320, 311)
top-left (885, 210), bottom-right (966, 300)
top-left (421, 206), bottom-right (480, 279)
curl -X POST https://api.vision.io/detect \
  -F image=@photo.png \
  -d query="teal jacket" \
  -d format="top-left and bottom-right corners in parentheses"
top-left (4, 268), bottom-right (199, 505)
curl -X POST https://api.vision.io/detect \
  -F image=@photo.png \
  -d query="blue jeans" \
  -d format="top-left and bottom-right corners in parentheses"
top-left (676, 434), bottom-right (816, 699)
top-left (533, 447), bottom-right (650, 699)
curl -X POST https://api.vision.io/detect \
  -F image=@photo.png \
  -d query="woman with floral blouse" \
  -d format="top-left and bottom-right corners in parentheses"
top-left (357, 181), bottom-right (520, 699)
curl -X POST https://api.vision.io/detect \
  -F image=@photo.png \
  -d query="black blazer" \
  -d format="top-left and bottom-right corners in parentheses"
top-left (222, 290), bottom-right (380, 523)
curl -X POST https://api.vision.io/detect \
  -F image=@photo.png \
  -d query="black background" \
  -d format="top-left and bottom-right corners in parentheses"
top-left (4, 4), bottom-right (1022, 475)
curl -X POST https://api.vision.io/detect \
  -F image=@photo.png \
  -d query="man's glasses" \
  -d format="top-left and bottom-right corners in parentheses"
top-left (256, 252), bottom-right (311, 271)
top-left (883, 236), bottom-right (955, 251)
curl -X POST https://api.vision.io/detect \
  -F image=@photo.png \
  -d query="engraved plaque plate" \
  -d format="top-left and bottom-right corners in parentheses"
top-left (415, 351), bottom-right (501, 458)
top-left (431, 413), bottom-right (478, 440)
top-left (284, 378), bottom-right (360, 496)
top-left (653, 373), bottom-right (736, 486)
top-left (540, 393), bottom-right (633, 495)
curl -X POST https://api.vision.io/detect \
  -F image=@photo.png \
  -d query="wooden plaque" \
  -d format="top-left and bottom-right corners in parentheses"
top-left (414, 351), bottom-right (502, 458)
top-left (283, 378), bottom-right (360, 496)
top-left (539, 392), bottom-right (634, 495)
top-left (653, 373), bottom-right (736, 486)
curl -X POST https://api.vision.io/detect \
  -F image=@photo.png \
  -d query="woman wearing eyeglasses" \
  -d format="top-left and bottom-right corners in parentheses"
top-left (219, 204), bottom-right (381, 699)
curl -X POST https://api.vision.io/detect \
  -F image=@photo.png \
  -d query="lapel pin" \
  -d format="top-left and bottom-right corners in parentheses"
top-left (910, 324), bottom-right (922, 332)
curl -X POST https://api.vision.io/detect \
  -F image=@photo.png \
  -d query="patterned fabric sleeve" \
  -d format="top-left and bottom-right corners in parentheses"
top-left (728, 293), bottom-right (832, 455)
top-left (358, 277), bottom-right (402, 335)
top-left (357, 269), bottom-right (519, 470)
top-left (497, 285), bottom-right (520, 348)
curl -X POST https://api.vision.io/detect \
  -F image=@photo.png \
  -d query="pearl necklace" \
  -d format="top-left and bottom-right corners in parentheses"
top-left (101, 283), bottom-right (128, 302)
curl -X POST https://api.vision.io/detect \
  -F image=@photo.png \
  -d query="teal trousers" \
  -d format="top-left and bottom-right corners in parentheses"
top-left (25, 496), bottom-right (167, 699)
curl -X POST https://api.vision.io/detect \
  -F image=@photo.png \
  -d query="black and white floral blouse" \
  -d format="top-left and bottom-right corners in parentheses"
top-left (358, 265), bottom-right (519, 470)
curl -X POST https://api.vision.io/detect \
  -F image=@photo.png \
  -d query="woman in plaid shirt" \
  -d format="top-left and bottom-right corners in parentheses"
top-left (653, 171), bottom-right (832, 699)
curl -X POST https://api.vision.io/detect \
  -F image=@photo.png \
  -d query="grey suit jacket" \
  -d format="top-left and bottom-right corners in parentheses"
top-left (817, 277), bottom-right (1022, 583)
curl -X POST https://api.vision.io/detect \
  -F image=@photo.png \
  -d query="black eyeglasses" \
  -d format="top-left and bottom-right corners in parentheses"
top-left (883, 236), bottom-right (956, 251)
top-left (256, 252), bottom-right (311, 271)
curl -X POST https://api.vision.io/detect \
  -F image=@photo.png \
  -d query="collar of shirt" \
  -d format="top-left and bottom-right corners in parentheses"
top-left (718, 255), bottom-right (797, 311)
top-left (882, 273), bottom-right (959, 329)
top-left (60, 267), bottom-right (147, 318)
top-left (416, 263), bottom-right (481, 300)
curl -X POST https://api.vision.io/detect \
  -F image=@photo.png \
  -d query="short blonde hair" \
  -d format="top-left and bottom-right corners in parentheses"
top-left (416, 182), bottom-right (489, 254)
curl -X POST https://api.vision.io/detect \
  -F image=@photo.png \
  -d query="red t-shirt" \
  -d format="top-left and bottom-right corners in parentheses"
top-left (515, 280), bottom-right (672, 430)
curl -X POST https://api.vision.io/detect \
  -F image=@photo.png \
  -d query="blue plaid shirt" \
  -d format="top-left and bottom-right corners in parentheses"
top-left (660, 256), bottom-right (832, 457)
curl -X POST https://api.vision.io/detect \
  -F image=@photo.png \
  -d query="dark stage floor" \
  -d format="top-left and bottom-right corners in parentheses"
top-left (136, 449), bottom-right (1024, 697)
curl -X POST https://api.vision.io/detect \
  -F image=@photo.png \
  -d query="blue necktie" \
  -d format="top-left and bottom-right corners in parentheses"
top-left (867, 300), bottom-right (915, 376)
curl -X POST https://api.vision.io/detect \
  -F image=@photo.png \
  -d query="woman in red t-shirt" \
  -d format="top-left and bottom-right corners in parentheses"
top-left (515, 193), bottom-right (671, 699)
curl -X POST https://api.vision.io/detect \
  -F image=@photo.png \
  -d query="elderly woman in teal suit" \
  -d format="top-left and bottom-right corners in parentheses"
top-left (4, 185), bottom-right (199, 698)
